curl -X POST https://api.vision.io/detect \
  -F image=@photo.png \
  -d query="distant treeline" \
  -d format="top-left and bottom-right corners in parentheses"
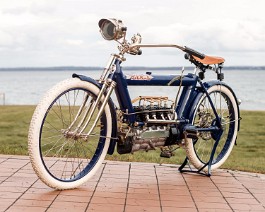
top-left (0, 66), bottom-right (265, 71)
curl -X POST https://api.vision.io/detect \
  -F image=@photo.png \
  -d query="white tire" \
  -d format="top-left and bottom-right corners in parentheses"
top-left (28, 78), bottom-right (112, 189)
top-left (185, 85), bottom-right (238, 172)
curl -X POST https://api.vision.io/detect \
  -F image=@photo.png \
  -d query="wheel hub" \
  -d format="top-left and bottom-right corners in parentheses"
top-left (211, 117), bottom-right (226, 140)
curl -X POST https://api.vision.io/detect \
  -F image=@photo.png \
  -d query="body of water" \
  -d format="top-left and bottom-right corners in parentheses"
top-left (0, 68), bottom-right (264, 110)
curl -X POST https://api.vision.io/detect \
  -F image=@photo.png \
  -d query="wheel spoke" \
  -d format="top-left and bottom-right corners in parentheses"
top-left (38, 86), bottom-right (108, 182)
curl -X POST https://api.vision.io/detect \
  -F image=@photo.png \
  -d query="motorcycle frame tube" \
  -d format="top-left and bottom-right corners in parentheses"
top-left (73, 59), bottom-right (241, 154)
top-left (112, 60), bottom-right (239, 132)
top-left (112, 60), bottom-right (199, 124)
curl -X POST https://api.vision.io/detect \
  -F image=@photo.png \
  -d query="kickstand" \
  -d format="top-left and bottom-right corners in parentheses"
top-left (179, 132), bottom-right (222, 177)
top-left (178, 157), bottom-right (211, 177)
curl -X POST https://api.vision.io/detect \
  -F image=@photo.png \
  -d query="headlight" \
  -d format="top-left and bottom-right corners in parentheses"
top-left (98, 18), bottom-right (126, 41)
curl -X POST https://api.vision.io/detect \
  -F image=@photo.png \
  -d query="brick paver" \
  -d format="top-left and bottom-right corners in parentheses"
top-left (0, 154), bottom-right (265, 212)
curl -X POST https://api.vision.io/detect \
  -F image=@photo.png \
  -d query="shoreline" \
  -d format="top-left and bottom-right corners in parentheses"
top-left (1, 66), bottom-right (265, 71)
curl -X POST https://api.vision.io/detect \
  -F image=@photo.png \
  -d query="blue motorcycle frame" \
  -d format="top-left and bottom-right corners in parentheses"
top-left (73, 53), bottom-right (240, 176)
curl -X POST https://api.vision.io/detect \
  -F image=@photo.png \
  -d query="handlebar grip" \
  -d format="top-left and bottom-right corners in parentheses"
top-left (184, 53), bottom-right (190, 60)
top-left (184, 46), bottom-right (205, 59)
top-left (128, 48), bottom-right (142, 55)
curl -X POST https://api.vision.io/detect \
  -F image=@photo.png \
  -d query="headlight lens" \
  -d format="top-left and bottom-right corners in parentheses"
top-left (98, 18), bottom-right (126, 41)
top-left (101, 20), bottom-right (115, 40)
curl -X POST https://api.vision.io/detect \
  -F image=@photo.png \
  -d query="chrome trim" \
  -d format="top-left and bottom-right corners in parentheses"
top-left (67, 94), bottom-right (91, 133)
top-left (99, 54), bottom-right (117, 83)
top-left (99, 18), bottom-right (126, 41)
top-left (77, 80), bottom-right (109, 135)
top-left (129, 43), bottom-right (185, 51)
top-left (146, 118), bottom-right (178, 124)
top-left (84, 80), bottom-right (116, 139)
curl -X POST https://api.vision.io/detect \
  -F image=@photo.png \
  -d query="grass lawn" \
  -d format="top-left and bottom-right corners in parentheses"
top-left (0, 105), bottom-right (264, 173)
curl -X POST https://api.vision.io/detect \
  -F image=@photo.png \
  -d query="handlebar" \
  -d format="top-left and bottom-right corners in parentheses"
top-left (183, 46), bottom-right (205, 59)
top-left (127, 43), bottom-right (205, 60)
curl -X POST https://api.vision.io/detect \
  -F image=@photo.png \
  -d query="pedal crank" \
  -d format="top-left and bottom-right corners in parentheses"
top-left (183, 124), bottom-right (198, 139)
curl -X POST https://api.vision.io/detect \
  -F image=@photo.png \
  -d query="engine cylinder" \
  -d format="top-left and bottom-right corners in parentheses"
top-left (117, 95), bottom-right (178, 154)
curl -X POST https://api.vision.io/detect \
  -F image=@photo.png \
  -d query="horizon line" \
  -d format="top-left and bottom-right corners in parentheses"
top-left (1, 65), bottom-right (265, 71)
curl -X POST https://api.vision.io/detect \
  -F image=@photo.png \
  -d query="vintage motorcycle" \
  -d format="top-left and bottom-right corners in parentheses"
top-left (28, 18), bottom-right (240, 190)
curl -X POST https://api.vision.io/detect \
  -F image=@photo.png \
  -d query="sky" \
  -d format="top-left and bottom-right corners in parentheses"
top-left (0, 0), bottom-right (265, 67)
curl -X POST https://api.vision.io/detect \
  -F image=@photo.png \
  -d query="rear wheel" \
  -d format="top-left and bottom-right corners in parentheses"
top-left (28, 78), bottom-right (112, 189)
top-left (185, 85), bottom-right (238, 171)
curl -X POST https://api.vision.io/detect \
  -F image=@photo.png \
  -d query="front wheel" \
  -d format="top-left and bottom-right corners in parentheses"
top-left (28, 78), bottom-right (112, 189)
top-left (185, 84), bottom-right (239, 172)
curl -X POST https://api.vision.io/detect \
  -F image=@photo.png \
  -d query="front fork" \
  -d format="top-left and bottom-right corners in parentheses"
top-left (64, 79), bottom-right (116, 139)
top-left (83, 79), bottom-right (116, 139)
top-left (64, 55), bottom-right (119, 139)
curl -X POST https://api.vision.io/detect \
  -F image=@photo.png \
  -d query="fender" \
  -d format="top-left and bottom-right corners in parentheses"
top-left (188, 80), bottom-right (240, 131)
top-left (72, 73), bottom-right (117, 155)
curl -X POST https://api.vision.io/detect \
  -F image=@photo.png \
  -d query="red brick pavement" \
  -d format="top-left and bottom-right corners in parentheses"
top-left (0, 154), bottom-right (265, 212)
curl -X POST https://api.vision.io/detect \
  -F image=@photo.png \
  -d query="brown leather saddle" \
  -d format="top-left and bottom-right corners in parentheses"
top-left (192, 55), bottom-right (225, 65)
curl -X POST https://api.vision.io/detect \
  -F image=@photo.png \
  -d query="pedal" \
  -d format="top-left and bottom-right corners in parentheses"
top-left (160, 151), bottom-right (173, 158)
top-left (185, 132), bottom-right (198, 139)
top-left (160, 147), bottom-right (174, 158)
top-left (183, 124), bottom-right (198, 139)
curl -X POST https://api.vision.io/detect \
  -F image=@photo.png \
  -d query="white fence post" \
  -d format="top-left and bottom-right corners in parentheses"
top-left (0, 92), bottom-right (5, 105)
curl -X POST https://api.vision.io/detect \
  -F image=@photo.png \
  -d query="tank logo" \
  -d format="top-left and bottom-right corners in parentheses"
top-left (126, 74), bottom-right (153, 80)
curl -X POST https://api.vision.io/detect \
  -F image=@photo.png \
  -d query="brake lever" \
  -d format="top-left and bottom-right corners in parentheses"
top-left (128, 33), bottom-right (142, 55)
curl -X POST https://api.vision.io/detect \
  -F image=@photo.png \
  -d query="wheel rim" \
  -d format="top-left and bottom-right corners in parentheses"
top-left (193, 89), bottom-right (236, 165)
top-left (39, 88), bottom-right (107, 182)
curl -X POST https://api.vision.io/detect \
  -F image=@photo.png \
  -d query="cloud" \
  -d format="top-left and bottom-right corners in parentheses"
top-left (140, 19), bottom-right (265, 54)
top-left (63, 39), bottom-right (84, 46)
top-left (0, 31), bottom-right (13, 46)
top-left (0, 0), bottom-right (265, 67)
